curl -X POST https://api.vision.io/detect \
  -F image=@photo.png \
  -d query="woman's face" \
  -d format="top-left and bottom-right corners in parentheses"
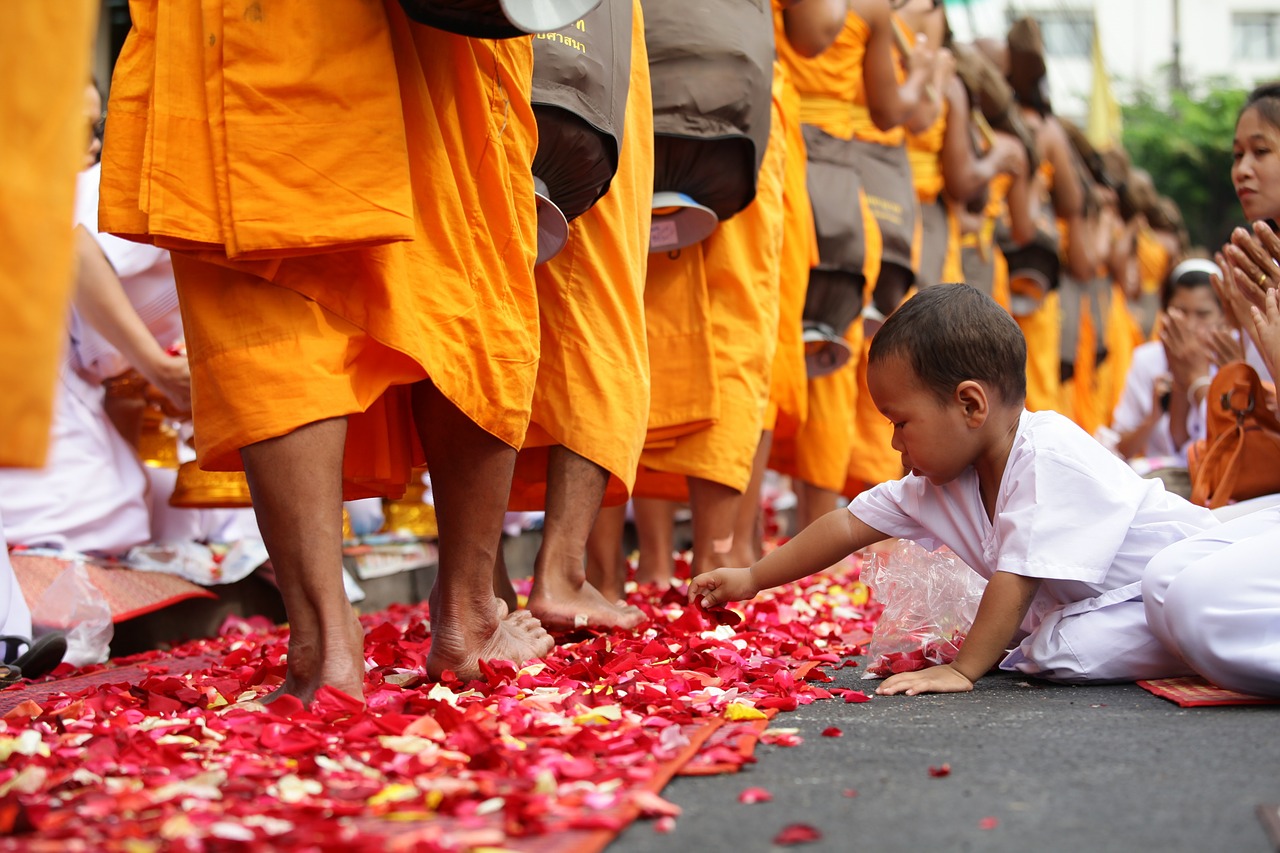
top-left (1233, 106), bottom-right (1280, 223)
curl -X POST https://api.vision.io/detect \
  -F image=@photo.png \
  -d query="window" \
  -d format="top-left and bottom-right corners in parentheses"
top-left (1010, 9), bottom-right (1094, 60)
top-left (1233, 12), bottom-right (1280, 61)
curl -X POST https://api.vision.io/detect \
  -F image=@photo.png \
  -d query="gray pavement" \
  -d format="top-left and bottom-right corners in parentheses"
top-left (608, 667), bottom-right (1280, 853)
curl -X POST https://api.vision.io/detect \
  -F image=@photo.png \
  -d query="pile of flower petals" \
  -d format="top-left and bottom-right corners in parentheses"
top-left (0, 560), bottom-right (879, 851)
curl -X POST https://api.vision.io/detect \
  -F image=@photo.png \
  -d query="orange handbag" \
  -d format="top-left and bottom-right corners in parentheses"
top-left (1188, 361), bottom-right (1280, 508)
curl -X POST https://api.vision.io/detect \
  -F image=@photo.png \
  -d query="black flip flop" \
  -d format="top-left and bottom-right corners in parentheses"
top-left (0, 664), bottom-right (20, 686)
top-left (0, 633), bottom-right (67, 680)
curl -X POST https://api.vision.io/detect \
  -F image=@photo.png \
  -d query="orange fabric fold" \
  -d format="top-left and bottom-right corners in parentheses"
top-left (763, 62), bottom-right (814, 438)
top-left (635, 68), bottom-right (789, 496)
top-left (103, 1), bottom-right (540, 497)
top-left (508, 0), bottom-right (655, 512)
top-left (0, 1), bottom-right (96, 467)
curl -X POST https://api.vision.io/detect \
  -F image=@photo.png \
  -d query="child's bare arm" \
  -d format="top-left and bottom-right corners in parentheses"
top-left (876, 571), bottom-right (1041, 696)
top-left (689, 509), bottom-right (886, 607)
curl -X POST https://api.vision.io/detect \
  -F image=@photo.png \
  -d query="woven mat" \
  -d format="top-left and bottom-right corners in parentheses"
top-left (1137, 676), bottom-right (1280, 708)
top-left (11, 553), bottom-right (215, 623)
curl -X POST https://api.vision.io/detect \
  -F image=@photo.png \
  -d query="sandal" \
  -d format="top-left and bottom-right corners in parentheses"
top-left (0, 633), bottom-right (67, 681)
top-left (0, 664), bottom-right (21, 686)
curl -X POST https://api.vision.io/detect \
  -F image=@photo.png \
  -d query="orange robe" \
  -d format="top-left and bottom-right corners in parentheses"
top-left (101, 0), bottom-right (540, 498)
top-left (633, 65), bottom-right (788, 499)
top-left (1, 1), bottom-right (97, 467)
top-left (1134, 227), bottom-right (1171, 340)
top-left (763, 58), bottom-right (817, 440)
top-left (770, 10), bottom-right (890, 493)
top-left (1014, 162), bottom-right (1063, 414)
top-left (508, 0), bottom-right (654, 511)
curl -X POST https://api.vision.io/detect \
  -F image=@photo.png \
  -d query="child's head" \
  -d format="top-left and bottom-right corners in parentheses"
top-left (866, 286), bottom-right (1026, 484)
top-left (868, 284), bottom-right (1027, 408)
top-left (1234, 82), bottom-right (1280, 223)
top-left (1162, 257), bottom-right (1225, 331)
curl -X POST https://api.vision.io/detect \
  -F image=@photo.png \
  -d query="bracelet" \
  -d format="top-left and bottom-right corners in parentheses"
top-left (1186, 375), bottom-right (1212, 405)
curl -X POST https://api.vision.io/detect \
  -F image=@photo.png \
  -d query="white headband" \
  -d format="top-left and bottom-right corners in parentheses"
top-left (1169, 258), bottom-right (1222, 283)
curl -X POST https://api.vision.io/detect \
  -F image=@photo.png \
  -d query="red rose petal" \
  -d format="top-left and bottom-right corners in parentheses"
top-left (821, 727), bottom-right (842, 737)
top-left (928, 763), bottom-right (952, 778)
top-left (979, 816), bottom-right (999, 830)
top-left (738, 787), bottom-right (773, 804)
top-left (774, 823), bottom-right (823, 845)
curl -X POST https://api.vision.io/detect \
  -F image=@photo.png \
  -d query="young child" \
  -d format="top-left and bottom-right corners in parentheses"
top-left (690, 285), bottom-right (1219, 695)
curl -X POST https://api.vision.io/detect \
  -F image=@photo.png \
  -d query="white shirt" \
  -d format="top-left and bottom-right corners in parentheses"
top-left (848, 410), bottom-right (1219, 632)
top-left (1111, 341), bottom-right (1198, 461)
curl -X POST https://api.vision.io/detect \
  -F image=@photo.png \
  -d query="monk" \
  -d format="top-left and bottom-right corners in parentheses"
top-left (770, 0), bottom-right (938, 527)
top-left (100, 1), bottom-right (556, 702)
top-left (721, 0), bottom-right (847, 565)
top-left (631, 65), bottom-right (788, 578)
top-left (505, 0), bottom-right (651, 630)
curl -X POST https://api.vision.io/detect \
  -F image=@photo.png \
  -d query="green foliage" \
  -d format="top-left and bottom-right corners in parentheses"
top-left (1122, 85), bottom-right (1250, 250)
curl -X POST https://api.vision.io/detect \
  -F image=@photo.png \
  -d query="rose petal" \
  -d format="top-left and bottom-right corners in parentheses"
top-left (738, 787), bottom-right (773, 804)
top-left (928, 763), bottom-right (952, 778)
top-left (979, 816), bottom-right (999, 830)
top-left (774, 823), bottom-right (823, 845)
top-left (821, 727), bottom-right (843, 738)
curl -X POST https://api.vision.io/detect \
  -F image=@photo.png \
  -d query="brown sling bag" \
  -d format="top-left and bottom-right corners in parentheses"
top-left (1188, 361), bottom-right (1280, 509)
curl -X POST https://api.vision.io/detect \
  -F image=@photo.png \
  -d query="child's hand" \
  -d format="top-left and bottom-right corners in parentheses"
top-left (874, 664), bottom-right (974, 696)
top-left (688, 567), bottom-right (758, 609)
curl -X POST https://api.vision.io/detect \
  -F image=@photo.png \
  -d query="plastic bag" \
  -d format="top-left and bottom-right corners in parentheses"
top-left (861, 540), bottom-right (987, 679)
top-left (30, 560), bottom-right (113, 667)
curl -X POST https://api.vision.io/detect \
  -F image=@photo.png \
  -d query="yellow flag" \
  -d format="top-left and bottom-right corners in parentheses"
top-left (1086, 20), bottom-right (1123, 150)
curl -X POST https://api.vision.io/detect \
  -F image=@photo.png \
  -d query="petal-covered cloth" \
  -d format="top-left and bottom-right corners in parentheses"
top-left (100, 0), bottom-right (540, 498)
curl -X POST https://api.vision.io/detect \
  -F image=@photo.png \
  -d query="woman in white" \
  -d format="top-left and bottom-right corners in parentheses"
top-left (1143, 82), bottom-right (1280, 697)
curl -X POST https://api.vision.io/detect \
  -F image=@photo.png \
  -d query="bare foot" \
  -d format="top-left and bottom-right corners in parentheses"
top-left (492, 551), bottom-right (519, 614)
top-left (527, 575), bottom-right (645, 631)
top-left (426, 597), bottom-right (554, 682)
top-left (266, 609), bottom-right (365, 706)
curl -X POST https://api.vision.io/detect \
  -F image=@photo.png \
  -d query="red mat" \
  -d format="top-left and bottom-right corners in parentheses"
top-left (11, 553), bottom-right (215, 622)
top-left (1137, 676), bottom-right (1280, 707)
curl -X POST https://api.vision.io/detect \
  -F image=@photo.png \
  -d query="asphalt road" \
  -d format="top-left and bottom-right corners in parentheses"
top-left (608, 668), bottom-right (1280, 853)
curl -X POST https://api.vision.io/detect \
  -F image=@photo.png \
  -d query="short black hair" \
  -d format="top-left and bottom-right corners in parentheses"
top-left (868, 284), bottom-right (1027, 406)
top-left (1242, 82), bottom-right (1280, 134)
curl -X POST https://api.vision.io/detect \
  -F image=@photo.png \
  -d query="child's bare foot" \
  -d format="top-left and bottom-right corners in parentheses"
top-left (426, 597), bottom-right (554, 681)
top-left (527, 575), bottom-right (645, 631)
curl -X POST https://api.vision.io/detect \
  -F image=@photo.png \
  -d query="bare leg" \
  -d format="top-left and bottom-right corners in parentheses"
top-left (527, 447), bottom-right (644, 630)
top-left (728, 431), bottom-right (772, 566)
top-left (240, 417), bottom-right (364, 705)
top-left (796, 479), bottom-right (841, 532)
top-left (585, 502), bottom-right (629, 603)
top-left (633, 497), bottom-right (676, 586)
top-left (687, 476), bottom-right (742, 576)
top-left (492, 548), bottom-right (519, 614)
top-left (413, 380), bottom-right (554, 681)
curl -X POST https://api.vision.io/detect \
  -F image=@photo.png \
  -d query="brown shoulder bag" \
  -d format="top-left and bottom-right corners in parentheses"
top-left (1188, 361), bottom-right (1280, 509)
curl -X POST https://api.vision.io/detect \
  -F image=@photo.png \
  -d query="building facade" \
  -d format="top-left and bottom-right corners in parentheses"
top-left (947, 0), bottom-right (1280, 122)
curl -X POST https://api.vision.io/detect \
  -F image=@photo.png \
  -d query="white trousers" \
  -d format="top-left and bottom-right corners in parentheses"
top-left (1001, 592), bottom-right (1193, 684)
top-left (1143, 506), bottom-right (1280, 697)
